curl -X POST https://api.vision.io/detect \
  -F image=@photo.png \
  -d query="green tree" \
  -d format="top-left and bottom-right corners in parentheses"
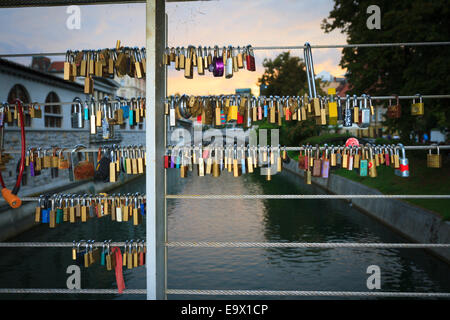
top-left (322, 0), bottom-right (450, 142)
top-left (257, 51), bottom-right (326, 145)
top-left (258, 51), bottom-right (308, 96)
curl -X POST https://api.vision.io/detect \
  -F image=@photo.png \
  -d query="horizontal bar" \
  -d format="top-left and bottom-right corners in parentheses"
top-left (0, 52), bottom-right (66, 58)
top-left (0, 0), bottom-right (200, 9)
top-left (2, 287), bottom-right (448, 297)
top-left (0, 242), bottom-right (144, 248)
top-left (3, 42), bottom-right (450, 58)
top-left (354, 94), bottom-right (450, 100)
top-left (3, 98), bottom-right (143, 107)
top-left (252, 42), bottom-right (450, 50)
top-left (284, 145), bottom-right (450, 151)
top-left (0, 288), bottom-right (145, 294)
top-left (165, 145), bottom-right (450, 151)
top-left (166, 242), bottom-right (450, 248)
top-left (166, 289), bottom-right (450, 298)
top-left (1, 147), bottom-right (145, 154)
top-left (167, 94), bottom-right (450, 100)
top-left (2, 241), bottom-right (447, 249)
top-left (1, 145), bottom-right (448, 155)
top-left (166, 195), bottom-right (450, 200)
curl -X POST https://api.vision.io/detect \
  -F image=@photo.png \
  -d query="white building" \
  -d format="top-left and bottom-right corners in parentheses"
top-left (0, 57), bottom-right (145, 197)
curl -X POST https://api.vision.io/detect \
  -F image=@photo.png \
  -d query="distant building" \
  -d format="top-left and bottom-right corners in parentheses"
top-left (114, 75), bottom-right (145, 100)
top-left (236, 88), bottom-right (252, 96)
top-left (316, 71), bottom-right (348, 96)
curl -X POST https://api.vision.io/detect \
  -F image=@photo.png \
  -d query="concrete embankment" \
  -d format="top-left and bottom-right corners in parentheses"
top-left (0, 175), bottom-right (142, 241)
top-left (283, 158), bottom-right (450, 264)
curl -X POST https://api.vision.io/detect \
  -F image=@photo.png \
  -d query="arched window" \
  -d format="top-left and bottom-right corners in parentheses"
top-left (44, 91), bottom-right (62, 128)
top-left (7, 84), bottom-right (31, 127)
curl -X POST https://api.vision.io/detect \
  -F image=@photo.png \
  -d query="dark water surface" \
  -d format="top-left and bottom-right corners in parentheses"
top-left (0, 167), bottom-right (449, 300)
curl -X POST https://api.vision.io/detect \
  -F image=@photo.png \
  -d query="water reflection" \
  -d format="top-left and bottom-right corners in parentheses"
top-left (0, 168), bottom-right (449, 300)
top-left (167, 168), bottom-right (450, 300)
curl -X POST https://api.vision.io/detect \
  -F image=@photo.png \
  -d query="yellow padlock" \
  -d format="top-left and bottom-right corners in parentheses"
top-left (411, 94), bottom-right (424, 116)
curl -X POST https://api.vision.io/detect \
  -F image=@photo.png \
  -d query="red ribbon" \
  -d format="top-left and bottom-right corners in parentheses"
top-left (111, 247), bottom-right (126, 294)
top-left (400, 164), bottom-right (409, 172)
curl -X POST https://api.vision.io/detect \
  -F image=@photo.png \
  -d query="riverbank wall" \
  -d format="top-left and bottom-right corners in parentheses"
top-left (283, 158), bottom-right (450, 264)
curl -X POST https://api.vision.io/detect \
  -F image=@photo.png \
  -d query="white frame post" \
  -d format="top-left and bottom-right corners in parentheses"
top-left (146, 0), bottom-right (166, 300)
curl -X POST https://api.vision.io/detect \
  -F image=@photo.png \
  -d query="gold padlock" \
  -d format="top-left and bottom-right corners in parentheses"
top-left (411, 94), bottom-right (424, 116)
top-left (427, 146), bottom-right (442, 168)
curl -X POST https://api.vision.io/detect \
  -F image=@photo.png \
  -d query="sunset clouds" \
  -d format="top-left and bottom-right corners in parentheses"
top-left (0, 0), bottom-right (347, 95)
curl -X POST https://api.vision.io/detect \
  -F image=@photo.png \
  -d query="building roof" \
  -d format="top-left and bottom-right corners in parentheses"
top-left (0, 58), bottom-right (120, 92)
top-left (47, 61), bottom-right (64, 72)
top-left (0, 57), bottom-right (84, 91)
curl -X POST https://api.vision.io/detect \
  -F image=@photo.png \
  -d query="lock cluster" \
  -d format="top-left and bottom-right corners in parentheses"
top-left (23, 144), bottom-right (146, 184)
top-left (35, 192), bottom-right (146, 228)
top-left (72, 96), bottom-right (145, 139)
top-left (164, 45), bottom-right (256, 79)
top-left (164, 93), bottom-right (380, 128)
top-left (72, 239), bottom-right (146, 271)
top-left (298, 143), bottom-right (410, 183)
top-left (64, 45), bottom-right (146, 94)
top-left (165, 144), bottom-right (289, 180)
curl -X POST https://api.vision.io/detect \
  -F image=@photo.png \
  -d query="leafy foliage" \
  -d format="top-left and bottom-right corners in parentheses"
top-left (322, 0), bottom-right (450, 142)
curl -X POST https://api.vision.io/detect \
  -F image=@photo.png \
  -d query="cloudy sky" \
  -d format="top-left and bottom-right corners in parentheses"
top-left (0, 0), bottom-right (347, 95)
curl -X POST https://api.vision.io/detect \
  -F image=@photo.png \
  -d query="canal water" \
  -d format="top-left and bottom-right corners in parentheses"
top-left (0, 165), bottom-right (449, 300)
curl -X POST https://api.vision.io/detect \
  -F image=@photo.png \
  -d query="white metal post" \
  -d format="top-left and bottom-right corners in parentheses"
top-left (146, 0), bottom-right (166, 300)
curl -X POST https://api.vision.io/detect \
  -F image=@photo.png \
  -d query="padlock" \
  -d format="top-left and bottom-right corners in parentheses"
top-left (225, 46), bottom-right (233, 79)
top-left (360, 151), bottom-right (368, 177)
top-left (179, 46), bottom-right (186, 69)
top-left (71, 98), bottom-right (84, 128)
top-left (197, 46), bottom-right (204, 75)
top-left (427, 145), bottom-right (442, 168)
top-left (343, 95), bottom-right (352, 127)
top-left (212, 46), bottom-right (224, 77)
top-left (368, 146), bottom-right (377, 178)
top-left (184, 46), bottom-right (194, 79)
top-left (359, 94), bottom-right (370, 128)
top-left (321, 147), bottom-right (330, 178)
top-left (411, 93), bottom-right (424, 116)
top-left (245, 45), bottom-right (256, 71)
top-left (64, 50), bottom-right (72, 81)
top-left (394, 143), bottom-right (409, 178)
top-left (352, 94), bottom-right (359, 124)
top-left (163, 47), bottom-right (170, 65)
top-left (387, 95), bottom-right (401, 119)
top-left (30, 103), bottom-right (42, 118)
top-left (328, 88), bottom-right (338, 125)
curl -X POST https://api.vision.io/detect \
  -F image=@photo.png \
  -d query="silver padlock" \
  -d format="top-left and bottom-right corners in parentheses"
top-left (359, 94), bottom-right (370, 128)
top-left (72, 97), bottom-right (84, 128)
top-left (225, 45), bottom-right (233, 79)
top-left (343, 95), bottom-right (352, 127)
top-left (394, 143), bottom-right (409, 178)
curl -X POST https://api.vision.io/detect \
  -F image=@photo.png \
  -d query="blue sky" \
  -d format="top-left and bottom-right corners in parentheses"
top-left (0, 0), bottom-right (347, 94)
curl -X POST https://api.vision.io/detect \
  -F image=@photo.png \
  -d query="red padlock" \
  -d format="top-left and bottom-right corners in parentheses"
top-left (245, 45), bottom-right (256, 71)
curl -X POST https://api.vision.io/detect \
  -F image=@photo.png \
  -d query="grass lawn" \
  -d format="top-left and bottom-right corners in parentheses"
top-left (287, 150), bottom-right (450, 220)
